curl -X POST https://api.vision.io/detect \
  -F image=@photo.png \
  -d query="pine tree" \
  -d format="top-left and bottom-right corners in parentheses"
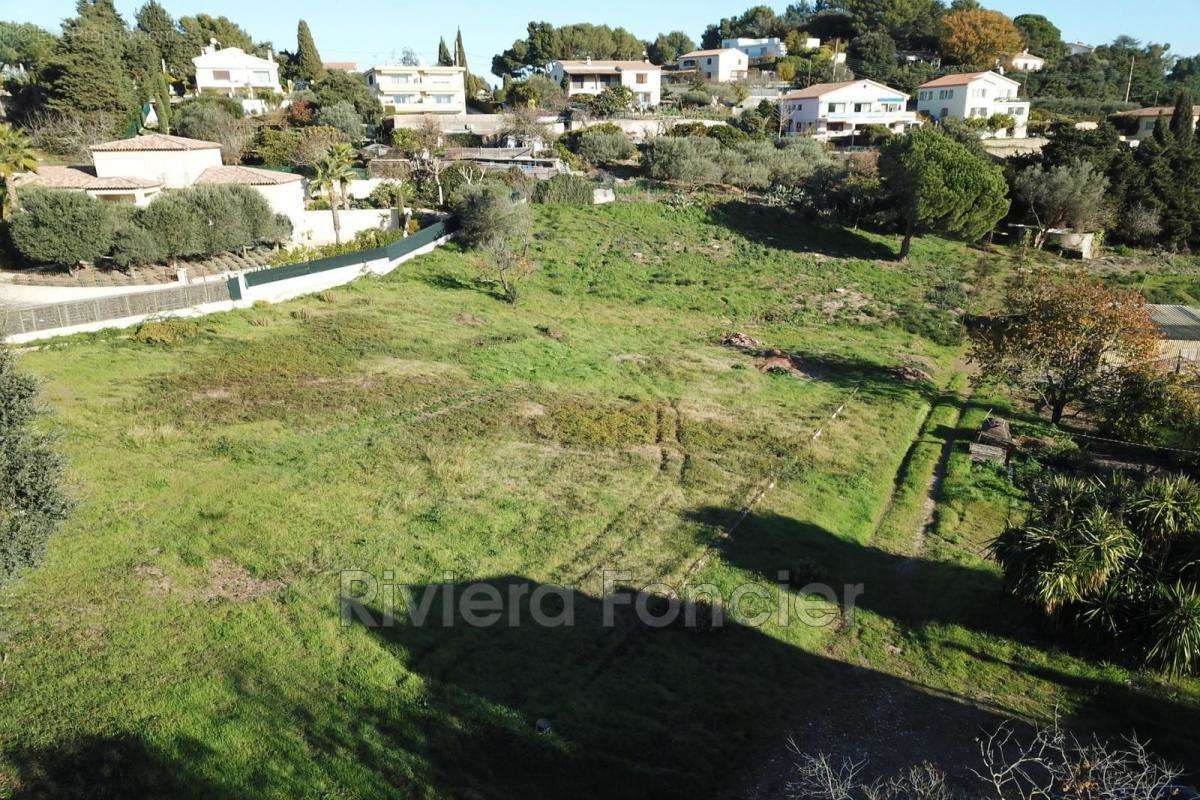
top-left (1170, 90), bottom-right (1195, 148)
top-left (135, 1), bottom-right (188, 79)
top-left (437, 37), bottom-right (453, 67)
top-left (44, 0), bottom-right (137, 128)
top-left (295, 20), bottom-right (324, 82)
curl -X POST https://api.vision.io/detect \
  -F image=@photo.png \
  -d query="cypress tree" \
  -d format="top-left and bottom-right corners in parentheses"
top-left (44, 0), bottom-right (137, 127)
top-left (454, 28), bottom-right (467, 69)
top-left (295, 20), bottom-right (324, 82)
top-left (135, 1), bottom-right (188, 78)
top-left (1170, 90), bottom-right (1196, 148)
top-left (437, 37), bottom-right (453, 67)
top-left (153, 71), bottom-right (171, 133)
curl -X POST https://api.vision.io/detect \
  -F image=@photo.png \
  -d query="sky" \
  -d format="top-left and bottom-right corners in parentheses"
top-left (2, 0), bottom-right (1197, 81)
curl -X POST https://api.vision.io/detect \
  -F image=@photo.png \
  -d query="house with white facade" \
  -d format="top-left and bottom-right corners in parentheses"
top-left (677, 48), bottom-right (749, 83)
top-left (363, 65), bottom-right (466, 115)
top-left (1113, 106), bottom-right (1199, 142)
top-left (721, 36), bottom-right (797, 62)
top-left (778, 79), bottom-right (918, 140)
top-left (12, 134), bottom-right (307, 239)
top-left (192, 44), bottom-right (281, 116)
top-left (1067, 41), bottom-right (1094, 56)
top-left (916, 71), bottom-right (1030, 138)
top-left (549, 59), bottom-right (661, 107)
top-left (1010, 51), bottom-right (1045, 72)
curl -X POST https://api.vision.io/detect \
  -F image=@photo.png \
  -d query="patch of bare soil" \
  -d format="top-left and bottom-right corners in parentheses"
top-left (136, 559), bottom-right (283, 603)
top-left (454, 312), bottom-right (485, 326)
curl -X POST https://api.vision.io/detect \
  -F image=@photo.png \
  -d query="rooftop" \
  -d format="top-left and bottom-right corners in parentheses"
top-left (781, 79), bottom-right (906, 100)
top-left (919, 71), bottom-right (1014, 89)
top-left (679, 48), bottom-right (744, 58)
top-left (1114, 105), bottom-right (1199, 118)
top-left (10, 166), bottom-right (161, 191)
top-left (193, 46), bottom-right (276, 69)
top-left (89, 133), bottom-right (221, 153)
top-left (1149, 305), bottom-right (1200, 341)
top-left (555, 59), bottom-right (660, 74)
top-left (195, 165), bottom-right (303, 186)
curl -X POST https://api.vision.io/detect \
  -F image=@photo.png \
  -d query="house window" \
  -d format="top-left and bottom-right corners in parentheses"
top-left (853, 102), bottom-right (870, 113)
top-left (394, 94), bottom-right (416, 104)
top-left (918, 90), bottom-right (931, 101)
top-left (970, 107), bottom-right (987, 117)
top-left (434, 94), bottom-right (454, 104)
top-left (1012, 106), bottom-right (1026, 116)
top-left (212, 70), bottom-right (231, 81)
top-left (972, 88), bottom-right (987, 98)
top-left (882, 103), bottom-right (901, 112)
top-left (827, 102), bottom-right (846, 113)
top-left (636, 73), bottom-right (647, 84)
top-left (706, 57), bottom-right (712, 65)
top-left (938, 89), bottom-right (953, 99)
top-left (253, 70), bottom-right (271, 83)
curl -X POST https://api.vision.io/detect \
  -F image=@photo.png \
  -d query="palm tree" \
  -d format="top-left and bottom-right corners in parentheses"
top-left (310, 143), bottom-right (357, 245)
top-left (0, 124), bottom-right (38, 219)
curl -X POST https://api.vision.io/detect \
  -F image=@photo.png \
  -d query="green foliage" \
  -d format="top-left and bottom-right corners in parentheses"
top-left (504, 74), bottom-right (565, 110)
top-left (0, 348), bottom-right (70, 587)
top-left (137, 184), bottom-right (288, 261)
top-left (295, 20), bottom-right (325, 83)
top-left (847, 30), bottom-right (898, 83)
top-left (879, 127), bottom-right (1010, 258)
top-left (531, 174), bottom-right (594, 205)
top-left (437, 37), bottom-right (453, 67)
top-left (8, 188), bottom-right (115, 266)
top-left (647, 31), bottom-right (696, 65)
top-left (993, 472), bottom-right (1200, 675)
top-left (132, 317), bottom-right (202, 345)
top-left (311, 70), bottom-right (384, 127)
top-left (110, 221), bottom-right (165, 269)
top-left (802, 152), bottom-right (885, 227)
top-left (453, 183), bottom-right (530, 247)
top-left (576, 130), bottom-right (634, 165)
top-left (0, 21), bottom-right (57, 71)
top-left (42, 0), bottom-right (137, 129)
top-left (174, 99), bottom-right (235, 142)
top-left (583, 85), bottom-right (639, 117)
top-left (492, 21), bottom-right (645, 78)
top-left (317, 100), bottom-right (363, 142)
top-left (366, 181), bottom-right (405, 209)
top-left (135, 1), bottom-right (190, 79)
top-left (250, 125), bottom-right (347, 169)
top-left (642, 136), bottom-right (723, 185)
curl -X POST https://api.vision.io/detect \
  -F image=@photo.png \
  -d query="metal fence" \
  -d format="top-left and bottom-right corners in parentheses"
top-left (1, 280), bottom-right (232, 337)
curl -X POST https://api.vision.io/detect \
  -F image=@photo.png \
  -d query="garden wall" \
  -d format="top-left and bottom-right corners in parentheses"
top-left (2, 219), bottom-right (457, 344)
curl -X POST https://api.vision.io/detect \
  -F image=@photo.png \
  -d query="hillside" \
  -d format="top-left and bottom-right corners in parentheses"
top-left (1, 200), bottom-right (1196, 798)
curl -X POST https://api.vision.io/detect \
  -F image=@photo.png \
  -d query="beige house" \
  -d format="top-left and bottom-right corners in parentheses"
top-left (677, 48), bottom-right (749, 83)
top-left (549, 59), bottom-right (661, 107)
top-left (13, 133), bottom-right (307, 239)
top-left (363, 65), bottom-right (466, 115)
top-left (1113, 106), bottom-right (1199, 142)
top-left (1010, 51), bottom-right (1045, 72)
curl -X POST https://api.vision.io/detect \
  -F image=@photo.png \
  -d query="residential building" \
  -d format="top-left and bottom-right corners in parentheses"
top-left (916, 71), bottom-right (1030, 138)
top-left (1112, 106), bottom-right (1199, 142)
top-left (363, 65), bottom-right (466, 115)
top-left (12, 134), bottom-right (306, 237)
top-left (1010, 51), bottom-right (1045, 72)
top-left (1067, 41), bottom-right (1094, 56)
top-left (721, 36), bottom-right (795, 61)
top-left (1149, 305), bottom-right (1200, 362)
top-left (322, 61), bottom-right (358, 73)
top-left (778, 79), bottom-right (918, 140)
top-left (443, 147), bottom-right (566, 180)
top-left (677, 48), bottom-right (749, 83)
top-left (192, 43), bottom-right (281, 116)
top-left (549, 59), bottom-right (661, 107)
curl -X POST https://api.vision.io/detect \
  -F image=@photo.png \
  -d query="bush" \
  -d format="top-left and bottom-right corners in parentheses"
top-left (668, 122), bottom-right (709, 137)
top-left (642, 136), bottom-right (722, 185)
top-left (1032, 97), bottom-right (1138, 119)
top-left (174, 100), bottom-right (236, 142)
top-left (367, 181), bottom-right (406, 209)
top-left (138, 184), bottom-right (288, 262)
top-left (251, 125), bottom-right (348, 169)
top-left (558, 123), bottom-right (621, 153)
top-left (132, 318), bottom-right (202, 345)
top-left (8, 189), bottom-right (115, 267)
top-left (706, 124), bottom-right (746, 148)
top-left (453, 183), bottom-right (530, 248)
top-left (0, 348), bottom-right (70, 587)
top-left (317, 100), bottom-right (363, 141)
top-left (576, 130), bottom-right (634, 165)
top-left (110, 223), bottom-right (165, 270)
top-left (531, 174), bottom-right (594, 205)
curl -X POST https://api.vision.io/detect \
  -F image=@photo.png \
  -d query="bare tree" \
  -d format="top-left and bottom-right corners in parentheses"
top-left (23, 111), bottom-right (116, 163)
top-left (410, 116), bottom-right (448, 206)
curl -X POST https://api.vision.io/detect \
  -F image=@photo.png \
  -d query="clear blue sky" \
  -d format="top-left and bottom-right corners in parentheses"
top-left (2, 0), bottom-right (1197, 80)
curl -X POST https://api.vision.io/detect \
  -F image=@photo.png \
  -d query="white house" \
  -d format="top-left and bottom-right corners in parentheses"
top-left (1113, 105), bottom-right (1199, 142)
top-left (549, 59), bottom-right (661, 107)
top-left (778, 79), bottom-right (918, 140)
top-left (192, 44), bottom-right (281, 116)
top-left (363, 65), bottom-right (466, 115)
top-left (13, 134), bottom-right (308, 240)
top-left (916, 71), bottom-right (1030, 138)
top-left (1010, 51), bottom-right (1045, 72)
top-left (721, 36), bottom-right (795, 61)
top-left (677, 48), bottom-right (749, 83)
top-left (1067, 41), bottom-right (1094, 56)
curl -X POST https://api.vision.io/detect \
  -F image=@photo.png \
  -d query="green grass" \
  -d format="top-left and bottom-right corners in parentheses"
top-left (1, 200), bottom-right (1196, 798)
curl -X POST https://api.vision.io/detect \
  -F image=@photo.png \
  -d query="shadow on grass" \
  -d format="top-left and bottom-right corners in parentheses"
top-left (3, 734), bottom-right (238, 799)
top-left (706, 200), bottom-right (897, 261)
top-left (341, 575), bottom-right (1008, 798)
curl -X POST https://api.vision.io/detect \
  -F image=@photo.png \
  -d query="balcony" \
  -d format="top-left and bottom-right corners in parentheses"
top-left (823, 110), bottom-right (918, 124)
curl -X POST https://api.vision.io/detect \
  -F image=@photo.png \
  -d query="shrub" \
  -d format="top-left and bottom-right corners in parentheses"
top-left (251, 125), bottom-right (348, 169)
top-left (576, 130), bottom-right (634, 165)
top-left (668, 122), bottom-right (709, 137)
top-left (716, 150), bottom-right (769, 189)
top-left (642, 136), bottom-right (722, 185)
top-left (706, 124), bottom-right (747, 148)
top-left (0, 348), bottom-right (70, 587)
top-left (8, 189), bottom-right (115, 267)
top-left (132, 318), bottom-right (202, 345)
top-left (174, 100), bottom-right (235, 142)
top-left (453, 183), bottom-right (530, 248)
top-left (317, 100), bottom-right (363, 141)
top-left (558, 123), bottom-right (621, 153)
top-left (531, 174), bottom-right (594, 205)
top-left (138, 184), bottom-right (287, 262)
top-left (110, 223), bottom-right (165, 270)
top-left (367, 181), bottom-right (406, 209)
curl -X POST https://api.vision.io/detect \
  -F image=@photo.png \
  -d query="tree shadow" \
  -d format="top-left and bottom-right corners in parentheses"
top-left (416, 272), bottom-right (477, 292)
top-left (706, 200), bottom-right (897, 261)
top-left (2, 734), bottom-right (239, 799)
top-left (337, 575), bottom-right (1010, 798)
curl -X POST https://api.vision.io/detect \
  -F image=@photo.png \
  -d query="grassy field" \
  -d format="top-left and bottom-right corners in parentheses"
top-left (1, 199), bottom-right (1197, 799)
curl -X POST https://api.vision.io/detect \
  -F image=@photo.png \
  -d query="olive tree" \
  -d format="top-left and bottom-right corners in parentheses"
top-left (8, 188), bottom-right (115, 267)
top-left (453, 183), bottom-right (534, 303)
top-left (1014, 158), bottom-right (1111, 248)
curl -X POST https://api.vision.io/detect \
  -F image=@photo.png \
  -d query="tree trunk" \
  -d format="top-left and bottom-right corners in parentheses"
top-left (897, 220), bottom-right (915, 262)
top-left (1050, 398), bottom-right (1067, 424)
top-left (330, 203), bottom-right (342, 245)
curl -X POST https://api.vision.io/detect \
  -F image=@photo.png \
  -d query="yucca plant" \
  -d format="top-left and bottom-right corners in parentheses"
top-left (1145, 581), bottom-right (1200, 677)
top-left (1127, 475), bottom-right (1200, 545)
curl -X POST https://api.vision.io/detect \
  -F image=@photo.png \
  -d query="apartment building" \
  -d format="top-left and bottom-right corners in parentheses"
top-left (363, 65), bottom-right (467, 115)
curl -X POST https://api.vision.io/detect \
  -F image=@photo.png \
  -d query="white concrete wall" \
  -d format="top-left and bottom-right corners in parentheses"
top-left (296, 208), bottom-right (398, 247)
top-left (251, 181), bottom-right (308, 242)
top-left (92, 148), bottom-right (222, 188)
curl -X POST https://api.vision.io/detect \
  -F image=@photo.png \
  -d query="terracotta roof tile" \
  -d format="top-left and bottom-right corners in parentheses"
top-left (195, 165), bottom-right (303, 186)
top-left (89, 133), bottom-right (221, 153)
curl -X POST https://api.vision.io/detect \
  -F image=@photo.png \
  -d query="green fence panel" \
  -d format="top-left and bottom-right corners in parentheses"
top-left (244, 246), bottom-right (389, 287)
top-left (227, 276), bottom-right (243, 301)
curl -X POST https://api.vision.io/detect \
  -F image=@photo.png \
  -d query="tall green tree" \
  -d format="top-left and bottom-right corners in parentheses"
top-left (879, 127), bottom-right (1009, 260)
top-left (1170, 89), bottom-right (1195, 147)
top-left (310, 142), bottom-right (356, 244)
top-left (646, 31), bottom-right (696, 65)
top-left (135, 1), bottom-right (188, 78)
top-left (0, 21), bottom-right (57, 71)
top-left (1012, 13), bottom-right (1065, 60)
top-left (295, 20), bottom-right (324, 83)
top-left (42, 0), bottom-right (137, 127)
top-left (437, 37), bottom-right (453, 66)
top-left (454, 27), bottom-right (468, 68)
top-left (453, 28), bottom-right (487, 99)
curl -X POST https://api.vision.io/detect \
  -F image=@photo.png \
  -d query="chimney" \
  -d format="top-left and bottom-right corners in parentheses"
top-left (267, 48), bottom-right (275, 63)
